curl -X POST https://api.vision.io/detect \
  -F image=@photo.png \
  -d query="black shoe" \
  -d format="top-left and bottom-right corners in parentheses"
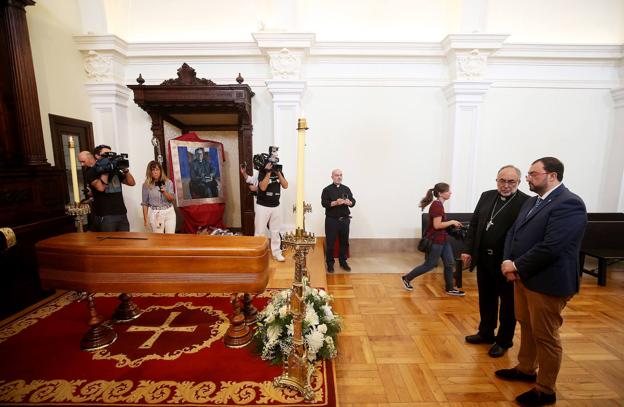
top-left (515, 388), bottom-right (556, 406)
top-left (495, 368), bottom-right (537, 382)
top-left (339, 261), bottom-right (351, 271)
top-left (488, 343), bottom-right (508, 358)
top-left (401, 276), bottom-right (413, 291)
top-left (465, 333), bottom-right (495, 344)
top-left (327, 264), bottom-right (334, 273)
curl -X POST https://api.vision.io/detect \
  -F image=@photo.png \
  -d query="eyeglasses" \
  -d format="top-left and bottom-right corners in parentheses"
top-left (526, 172), bottom-right (549, 179)
top-left (496, 179), bottom-right (518, 186)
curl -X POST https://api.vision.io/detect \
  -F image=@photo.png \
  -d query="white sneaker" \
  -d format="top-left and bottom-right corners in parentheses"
top-left (273, 253), bottom-right (286, 262)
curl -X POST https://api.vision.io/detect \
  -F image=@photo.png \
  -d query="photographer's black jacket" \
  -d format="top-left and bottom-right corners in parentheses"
top-left (257, 170), bottom-right (282, 208)
top-left (86, 167), bottom-right (127, 216)
top-left (321, 183), bottom-right (356, 218)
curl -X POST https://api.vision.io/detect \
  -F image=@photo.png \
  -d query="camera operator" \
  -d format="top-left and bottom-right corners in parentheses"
top-left (142, 161), bottom-right (175, 233)
top-left (256, 155), bottom-right (288, 262)
top-left (86, 144), bottom-right (136, 231)
top-left (239, 162), bottom-right (258, 193)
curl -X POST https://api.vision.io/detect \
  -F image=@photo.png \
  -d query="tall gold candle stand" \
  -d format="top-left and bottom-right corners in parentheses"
top-left (274, 117), bottom-right (316, 400)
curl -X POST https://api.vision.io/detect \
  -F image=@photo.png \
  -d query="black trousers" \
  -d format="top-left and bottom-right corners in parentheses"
top-left (476, 253), bottom-right (516, 347)
top-left (325, 216), bottom-right (350, 265)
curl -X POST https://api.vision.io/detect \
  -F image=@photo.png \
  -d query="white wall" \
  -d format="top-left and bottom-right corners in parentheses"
top-left (27, 0), bottom-right (92, 166)
top-left (27, 0), bottom-right (624, 236)
top-left (486, 0), bottom-right (624, 43)
top-left (479, 88), bottom-right (614, 211)
top-left (303, 86), bottom-right (447, 238)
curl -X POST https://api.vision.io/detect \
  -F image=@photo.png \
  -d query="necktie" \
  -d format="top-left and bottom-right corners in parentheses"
top-left (526, 197), bottom-right (543, 218)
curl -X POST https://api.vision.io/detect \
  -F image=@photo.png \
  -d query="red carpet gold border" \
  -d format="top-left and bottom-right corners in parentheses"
top-left (0, 291), bottom-right (336, 406)
top-left (0, 362), bottom-right (327, 405)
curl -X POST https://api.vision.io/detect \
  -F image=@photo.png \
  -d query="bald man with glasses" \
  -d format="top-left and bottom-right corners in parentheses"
top-left (461, 165), bottom-right (529, 358)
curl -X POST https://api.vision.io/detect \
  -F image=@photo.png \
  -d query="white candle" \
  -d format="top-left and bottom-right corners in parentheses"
top-left (68, 136), bottom-right (80, 204)
top-left (295, 117), bottom-right (307, 229)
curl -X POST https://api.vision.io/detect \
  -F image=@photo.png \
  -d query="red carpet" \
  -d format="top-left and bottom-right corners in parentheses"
top-left (0, 292), bottom-right (336, 406)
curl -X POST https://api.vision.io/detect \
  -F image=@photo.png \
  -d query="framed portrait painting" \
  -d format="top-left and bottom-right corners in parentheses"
top-left (169, 139), bottom-right (226, 207)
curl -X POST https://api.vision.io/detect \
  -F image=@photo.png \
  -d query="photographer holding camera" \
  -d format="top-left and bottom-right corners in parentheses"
top-left (86, 144), bottom-right (136, 231)
top-left (141, 161), bottom-right (176, 233)
top-left (254, 147), bottom-right (288, 262)
top-left (401, 183), bottom-right (465, 296)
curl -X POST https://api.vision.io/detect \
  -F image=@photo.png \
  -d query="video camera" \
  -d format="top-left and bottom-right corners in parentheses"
top-left (94, 151), bottom-right (130, 176)
top-left (252, 146), bottom-right (282, 173)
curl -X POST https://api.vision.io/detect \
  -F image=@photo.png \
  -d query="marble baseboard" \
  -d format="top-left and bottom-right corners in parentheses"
top-left (318, 237), bottom-right (420, 254)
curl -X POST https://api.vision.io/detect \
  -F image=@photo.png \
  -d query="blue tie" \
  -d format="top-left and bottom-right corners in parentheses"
top-left (526, 197), bottom-right (543, 218)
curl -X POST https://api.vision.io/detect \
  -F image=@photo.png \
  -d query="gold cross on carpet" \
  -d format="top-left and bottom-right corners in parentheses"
top-left (127, 312), bottom-right (197, 349)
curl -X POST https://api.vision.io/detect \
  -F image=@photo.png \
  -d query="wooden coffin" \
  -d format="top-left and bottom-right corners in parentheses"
top-left (36, 232), bottom-right (270, 294)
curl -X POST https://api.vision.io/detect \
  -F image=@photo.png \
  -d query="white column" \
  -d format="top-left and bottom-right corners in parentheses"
top-left (443, 82), bottom-right (491, 212)
top-left (611, 88), bottom-right (624, 212)
top-left (77, 43), bottom-right (139, 229)
top-left (441, 34), bottom-right (508, 211)
top-left (80, 49), bottom-right (131, 154)
top-left (254, 33), bottom-right (315, 232)
top-left (265, 81), bottom-right (306, 232)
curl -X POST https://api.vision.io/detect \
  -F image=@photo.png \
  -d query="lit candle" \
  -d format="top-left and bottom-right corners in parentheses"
top-left (68, 136), bottom-right (80, 204)
top-left (295, 116), bottom-right (308, 229)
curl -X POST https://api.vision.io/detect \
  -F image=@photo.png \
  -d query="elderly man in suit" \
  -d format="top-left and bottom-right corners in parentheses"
top-left (495, 157), bottom-right (587, 407)
top-left (461, 165), bottom-right (529, 358)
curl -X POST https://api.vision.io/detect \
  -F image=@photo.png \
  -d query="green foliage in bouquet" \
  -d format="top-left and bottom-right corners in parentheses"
top-left (253, 279), bottom-right (341, 365)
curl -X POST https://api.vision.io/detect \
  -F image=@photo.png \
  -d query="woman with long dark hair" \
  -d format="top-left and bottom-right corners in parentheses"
top-left (401, 183), bottom-right (465, 296)
top-left (141, 161), bottom-right (176, 233)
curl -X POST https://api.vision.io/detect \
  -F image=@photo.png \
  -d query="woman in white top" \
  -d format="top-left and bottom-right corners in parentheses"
top-left (141, 161), bottom-right (176, 233)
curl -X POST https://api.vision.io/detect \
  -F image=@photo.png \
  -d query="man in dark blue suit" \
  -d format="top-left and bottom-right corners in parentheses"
top-left (495, 157), bottom-right (587, 406)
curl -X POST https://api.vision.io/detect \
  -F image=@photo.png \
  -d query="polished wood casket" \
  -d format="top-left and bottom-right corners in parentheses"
top-left (36, 232), bottom-right (270, 294)
top-left (35, 232), bottom-right (270, 350)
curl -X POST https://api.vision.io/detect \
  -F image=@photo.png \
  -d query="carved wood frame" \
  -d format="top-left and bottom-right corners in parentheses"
top-left (128, 64), bottom-right (255, 235)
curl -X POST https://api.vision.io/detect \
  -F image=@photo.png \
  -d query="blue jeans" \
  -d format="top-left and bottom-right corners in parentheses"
top-left (404, 242), bottom-right (455, 291)
top-left (94, 214), bottom-right (130, 232)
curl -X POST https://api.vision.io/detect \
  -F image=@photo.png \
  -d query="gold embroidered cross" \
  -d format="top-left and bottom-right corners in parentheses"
top-left (127, 312), bottom-right (197, 349)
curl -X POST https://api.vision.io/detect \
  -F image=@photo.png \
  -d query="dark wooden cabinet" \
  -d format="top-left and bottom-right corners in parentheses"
top-left (128, 65), bottom-right (256, 235)
top-left (0, 0), bottom-right (74, 319)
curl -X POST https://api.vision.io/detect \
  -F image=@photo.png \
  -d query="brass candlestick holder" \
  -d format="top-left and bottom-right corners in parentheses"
top-left (65, 202), bottom-right (91, 233)
top-left (274, 204), bottom-right (316, 401)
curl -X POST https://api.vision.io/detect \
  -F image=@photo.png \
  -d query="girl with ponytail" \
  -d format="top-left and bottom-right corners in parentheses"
top-left (402, 183), bottom-right (465, 296)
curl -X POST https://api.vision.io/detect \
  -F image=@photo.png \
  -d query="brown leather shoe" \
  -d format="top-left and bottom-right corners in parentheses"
top-left (488, 343), bottom-right (508, 358)
top-left (495, 367), bottom-right (537, 382)
top-left (515, 388), bottom-right (556, 406)
top-left (465, 333), bottom-right (495, 344)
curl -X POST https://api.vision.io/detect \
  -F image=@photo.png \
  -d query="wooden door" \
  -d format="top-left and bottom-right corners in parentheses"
top-left (49, 114), bottom-right (94, 203)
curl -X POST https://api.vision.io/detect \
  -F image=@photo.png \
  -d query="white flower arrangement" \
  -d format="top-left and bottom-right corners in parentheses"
top-left (253, 278), bottom-right (341, 364)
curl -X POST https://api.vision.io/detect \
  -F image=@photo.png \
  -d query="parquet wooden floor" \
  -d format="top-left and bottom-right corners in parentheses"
top-left (328, 257), bottom-right (624, 406)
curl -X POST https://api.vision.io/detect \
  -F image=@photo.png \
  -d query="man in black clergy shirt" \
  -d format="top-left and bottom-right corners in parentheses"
top-left (321, 169), bottom-right (356, 273)
top-left (461, 165), bottom-right (530, 358)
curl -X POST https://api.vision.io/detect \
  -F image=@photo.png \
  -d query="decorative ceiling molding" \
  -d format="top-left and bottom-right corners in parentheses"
top-left (73, 34), bottom-right (624, 89)
top-left (74, 34), bottom-right (623, 65)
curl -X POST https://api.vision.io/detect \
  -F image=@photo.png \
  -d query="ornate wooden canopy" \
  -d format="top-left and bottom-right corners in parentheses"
top-left (127, 63), bottom-right (256, 235)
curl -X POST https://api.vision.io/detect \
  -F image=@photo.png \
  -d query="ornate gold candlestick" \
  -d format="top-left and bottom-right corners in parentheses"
top-left (65, 202), bottom-right (91, 232)
top-left (274, 226), bottom-right (316, 401)
top-left (274, 117), bottom-right (316, 401)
